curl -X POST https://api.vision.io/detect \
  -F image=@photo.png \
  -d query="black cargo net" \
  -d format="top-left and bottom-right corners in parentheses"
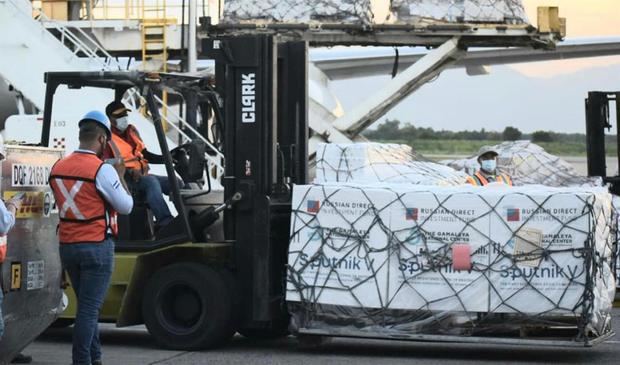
top-left (445, 141), bottom-right (603, 188)
top-left (223, 0), bottom-right (375, 23)
top-left (287, 184), bottom-right (617, 343)
top-left (392, 0), bottom-right (528, 24)
top-left (314, 143), bottom-right (468, 185)
top-left (222, 0), bottom-right (528, 25)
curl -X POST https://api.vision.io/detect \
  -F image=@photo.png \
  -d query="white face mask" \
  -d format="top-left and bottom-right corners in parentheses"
top-left (115, 116), bottom-right (129, 132)
top-left (480, 159), bottom-right (497, 172)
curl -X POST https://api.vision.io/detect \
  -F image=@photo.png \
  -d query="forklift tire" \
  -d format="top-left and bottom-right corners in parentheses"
top-left (142, 263), bottom-right (236, 350)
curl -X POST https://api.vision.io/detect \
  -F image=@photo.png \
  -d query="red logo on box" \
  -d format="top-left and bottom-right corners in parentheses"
top-left (307, 200), bottom-right (320, 213)
top-left (406, 208), bottom-right (418, 221)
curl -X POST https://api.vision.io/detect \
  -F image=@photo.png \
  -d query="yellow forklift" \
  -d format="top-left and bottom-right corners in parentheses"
top-left (44, 35), bottom-right (307, 350)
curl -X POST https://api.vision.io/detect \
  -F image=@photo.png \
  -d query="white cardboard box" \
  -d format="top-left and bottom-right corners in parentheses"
top-left (386, 188), bottom-right (492, 312)
top-left (287, 184), bottom-right (395, 308)
top-left (287, 184), bottom-right (615, 320)
top-left (314, 143), bottom-right (467, 186)
top-left (484, 187), bottom-right (614, 314)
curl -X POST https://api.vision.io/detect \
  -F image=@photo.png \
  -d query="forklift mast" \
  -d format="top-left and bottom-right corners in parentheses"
top-left (203, 35), bottom-right (308, 327)
top-left (585, 91), bottom-right (620, 194)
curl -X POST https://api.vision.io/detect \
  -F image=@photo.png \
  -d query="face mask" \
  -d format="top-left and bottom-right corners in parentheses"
top-left (480, 159), bottom-right (497, 172)
top-left (115, 116), bottom-right (129, 132)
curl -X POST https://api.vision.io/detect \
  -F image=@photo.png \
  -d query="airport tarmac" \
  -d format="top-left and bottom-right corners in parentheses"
top-left (21, 308), bottom-right (620, 365)
top-left (21, 154), bottom-right (620, 364)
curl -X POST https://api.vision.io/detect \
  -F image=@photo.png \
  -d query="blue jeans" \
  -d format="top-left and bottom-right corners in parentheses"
top-left (60, 239), bottom-right (114, 365)
top-left (129, 174), bottom-right (173, 226)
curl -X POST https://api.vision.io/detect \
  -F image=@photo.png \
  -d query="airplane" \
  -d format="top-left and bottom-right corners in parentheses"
top-left (2, 36), bottom-right (620, 157)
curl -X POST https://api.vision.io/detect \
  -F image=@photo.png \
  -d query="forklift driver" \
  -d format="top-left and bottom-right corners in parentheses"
top-left (105, 101), bottom-right (174, 229)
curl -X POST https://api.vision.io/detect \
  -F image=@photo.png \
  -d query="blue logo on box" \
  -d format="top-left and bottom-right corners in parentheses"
top-left (506, 208), bottom-right (520, 222)
top-left (307, 200), bottom-right (320, 213)
top-left (406, 208), bottom-right (418, 221)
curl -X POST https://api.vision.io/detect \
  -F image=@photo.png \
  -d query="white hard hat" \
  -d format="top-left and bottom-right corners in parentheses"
top-left (477, 145), bottom-right (499, 159)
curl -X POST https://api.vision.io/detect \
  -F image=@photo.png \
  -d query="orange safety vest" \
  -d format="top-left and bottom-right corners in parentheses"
top-left (112, 125), bottom-right (148, 174)
top-left (49, 152), bottom-right (118, 244)
top-left (466, 171), bottom-right (513, 186)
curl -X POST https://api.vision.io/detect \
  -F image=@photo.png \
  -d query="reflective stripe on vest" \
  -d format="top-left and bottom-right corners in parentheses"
top-left (112, 125), bottom-right (148, 173)
top-left (0, 235), bottom-right (6, 263)
top-left (49, 152), bottom-right (117, 244)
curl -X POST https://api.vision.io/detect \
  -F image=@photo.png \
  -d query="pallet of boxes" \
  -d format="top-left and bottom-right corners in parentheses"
top-left (286, 143), bottom-right (617, 346)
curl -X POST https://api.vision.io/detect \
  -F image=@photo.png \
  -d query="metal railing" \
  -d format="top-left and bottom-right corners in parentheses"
top-left (41, 17), bottom-right (123, 70)
top-left (27, 0), bottom-right (226, 183)
top-left (124, 88), bottom-right (226, 181)
top-left (30, 0), bottom-right (218, 23)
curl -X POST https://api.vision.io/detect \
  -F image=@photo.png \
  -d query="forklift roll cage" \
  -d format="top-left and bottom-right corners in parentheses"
top-left (42, 71), bottom-right (202, 250)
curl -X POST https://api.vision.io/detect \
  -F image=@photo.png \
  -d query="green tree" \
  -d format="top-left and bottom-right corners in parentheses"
top-left (502, 126), bottom-right (522, 141)
top-left (531, 130), bottom-right (553, 143)
top-left (365, 119), bottom-right (401, 140)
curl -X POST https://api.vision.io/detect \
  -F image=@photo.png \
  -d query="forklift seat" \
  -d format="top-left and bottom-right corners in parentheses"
top-left (117, 175), bottom-right (155, 241)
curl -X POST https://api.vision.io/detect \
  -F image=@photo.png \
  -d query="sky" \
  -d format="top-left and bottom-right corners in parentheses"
top-left (338, 0), bottom-right (620, 133)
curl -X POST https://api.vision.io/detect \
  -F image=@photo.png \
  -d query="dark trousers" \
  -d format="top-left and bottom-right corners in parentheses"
top-left (60, 239), bottom-right (114, 365)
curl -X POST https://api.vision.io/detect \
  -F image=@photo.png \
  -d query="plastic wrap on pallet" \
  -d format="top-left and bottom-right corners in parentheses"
top-left (287, 183), bottom-right (616, 342)
top-left (222, 0), bottom-right (375, 24)
top-left (443, 141), bottom-right (603, 187)
top-left (391, 0), bottom-right (528, 24)
top-left (315, 143), bottom-right (468, 185)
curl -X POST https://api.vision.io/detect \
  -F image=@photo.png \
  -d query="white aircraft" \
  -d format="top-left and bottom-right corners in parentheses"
top-left (3, 36), bottom-right (620, 154)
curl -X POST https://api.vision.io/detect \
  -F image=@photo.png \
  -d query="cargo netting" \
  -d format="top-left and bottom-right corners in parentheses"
top-left (443, 141), bottom-right (603, 188)
top-left (222, 0), bottom-right (528, 25)
top-left (287, 183), bottom-right (617, 343)
top-left (222, 0), bottom-right (376, 24)
top-left (315, 143), bottom-right (468, 186)
top-left (392, 0), bottom-right (528, 24)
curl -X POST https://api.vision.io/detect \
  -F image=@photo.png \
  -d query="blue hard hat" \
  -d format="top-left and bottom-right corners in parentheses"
top-left (79, 110), bottom-right (112, 138)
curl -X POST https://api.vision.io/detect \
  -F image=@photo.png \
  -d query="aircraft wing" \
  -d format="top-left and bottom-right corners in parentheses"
top-left (312, 37), bottom-right (620, 80)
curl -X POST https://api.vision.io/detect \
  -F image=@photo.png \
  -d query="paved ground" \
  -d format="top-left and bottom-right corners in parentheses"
top-left (22, 308), bottom-right (620, 365)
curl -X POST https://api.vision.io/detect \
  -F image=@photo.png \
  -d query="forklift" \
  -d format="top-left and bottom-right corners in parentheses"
top-left (585, 91), bottom-right (620, 193)
top-left (585, 91), bottom-right (620, 296)
top-left (41, 34), bottom-right (307, 350)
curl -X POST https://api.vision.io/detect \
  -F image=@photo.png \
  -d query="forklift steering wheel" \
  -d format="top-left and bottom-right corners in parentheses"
top-left (169, 143), bottom-right (193, 161)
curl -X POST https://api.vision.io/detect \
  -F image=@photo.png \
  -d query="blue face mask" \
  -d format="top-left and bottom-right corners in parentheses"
top-left (480, 159), bottom-right (497, 172)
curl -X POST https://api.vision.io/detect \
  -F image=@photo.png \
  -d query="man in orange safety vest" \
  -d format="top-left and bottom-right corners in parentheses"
top-left (466, 146), bottom-right (513, 186)
top-left (49, 110), bottom-right (133, 365)
top-left (105, 101), bottom-right (174, 228)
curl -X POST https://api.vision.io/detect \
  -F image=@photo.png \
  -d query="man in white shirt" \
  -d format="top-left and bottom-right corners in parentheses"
top-left (49, 111), bottom-right (133, 365)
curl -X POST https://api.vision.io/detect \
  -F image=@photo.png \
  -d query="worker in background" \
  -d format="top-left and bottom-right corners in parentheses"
top-left (0, 140), bottom-right (32, 364)
top-left (49, 111), bottom-right (133, 365)
top-left (466, 146), bottom-right (513, 186)
top-left (105, 101), bottom-right (174, 229)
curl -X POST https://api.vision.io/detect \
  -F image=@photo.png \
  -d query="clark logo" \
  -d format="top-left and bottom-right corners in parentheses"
top-left (406, 208), bottom-right (418, 221)
top-left (506, 208), bottom-right (520, 222)
top-left (241, 73), bottom-right (256, 123)
top-left (307, 200), bottom-right (320, 213)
